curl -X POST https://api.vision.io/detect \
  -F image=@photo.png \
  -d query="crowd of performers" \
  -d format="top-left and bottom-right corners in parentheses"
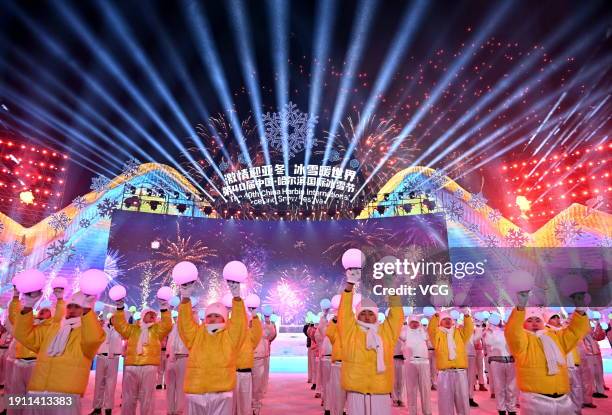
top-left (0, 249), bottom-right (609, 415)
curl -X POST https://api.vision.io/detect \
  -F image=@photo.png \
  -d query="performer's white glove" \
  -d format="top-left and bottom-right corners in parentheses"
top-left (115, 299), bottom-right (125, 310)
top-left (345, 268), bottom-right (362, 285)
top-left (227, 280), bottom-right (241, 298)
top-left (82, 294), bottom-right (97, 310)
top-left (22, 290), bottom-right (43, 309)
top-left (179, 281), bottom-right (195, 300)
top-left (460, 306), bottom-right (471, 316)
top-left (53, 287), bottom-right (64, 300)
top-left (159, 299), bottom-right (169, 311)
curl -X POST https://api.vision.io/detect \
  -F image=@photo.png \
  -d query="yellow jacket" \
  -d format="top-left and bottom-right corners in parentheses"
top-left (9, 298), bottom-right (65, 359)
top-left (338, 290), bottom-right (403, 394)
top-left (113, 309), bottom-right (172, 366)
top-left (428, 314), bottom-right (474, 370)
top-left (178, 298), bottom-right (247, 393)
top-left (326, 319), bottom-right (343, 363)
top-left (504, 308), bottom-right (590, 394)
top-left (236, 316), bottom-right (262, 369)
top-left (14, 309), bottom-right (105, 395)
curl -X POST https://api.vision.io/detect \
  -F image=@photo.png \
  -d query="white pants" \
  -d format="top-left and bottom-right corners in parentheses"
top-left (329, 362), bottom-right (346, 415)
top-left (263, 356), bottom-right (271, 393)
top-left (485, 356), bottom-right (493, 390)
top-left (437, 369), bottom-right (470, 415)
top-left (320, 357), bottom-right (332, 409)
top-left (24, 392), bottom-right (80, 415)
top-left (392, 358), bottom-right (406, 403)
top-left (3, 357), bottom-right (15, 412)
top-left (568, 366), bottom-right (583, 414)
top-left (93, 355), bottom-right (120, 411)
top-left (467, 356), bottom-right (477, 398)
top-left (489, 360), bottom-right (517, 412)
top-left (186, 392), bottom-right (232, 415)
top-left (166, 355), bottom-right (188, 414)
top-left (158, 351), bottom-right (167, 386)
top-left (315, 356), bottom-right (321, 392)
top-left (428, 350), bottom-right (437, 387)
top-left (404, 359), bottom-right (432, 415)
top-left (579, 356), bottom-right (594, 404)
top-left (346, 391), bottom-right (391, 415)
top-left (122, 365), bottom-right (158, 415)
top-left (520, 392), bottom-right (574, 415)
top-left (252, 358), bottom-right (266, 413)
top-left (307, 347), bottom-right (315, 383)
top-left (585, 354), bottom-right (605, 394)
top-left (232, 371), bottom-right (252, 415)
top-left (475, 350), bottom-right (486, 385)
top-left (10, 359), bottom-right (36, 415)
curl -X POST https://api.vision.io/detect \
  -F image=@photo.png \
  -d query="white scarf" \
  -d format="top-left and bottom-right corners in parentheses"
top-left (356, 321), bottom-right (385, 373)
top-left (206, 323), bottom-right (225, 334)
top-left (534, 329), bottom-right (565, 375)
top-left (47, 317), bottom-right (81, 357)
top-left (439, 327), bottom-right (457, 360)
top-left (137, 321), bottom-right (154, 355)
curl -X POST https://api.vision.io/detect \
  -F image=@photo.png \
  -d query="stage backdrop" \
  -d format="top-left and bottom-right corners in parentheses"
top-left (107, 210), bottom-right (448, 324)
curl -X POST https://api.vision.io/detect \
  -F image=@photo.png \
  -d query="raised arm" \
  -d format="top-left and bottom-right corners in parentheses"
top-left (338, 289), bottom-right (356, 341)
top-left (113, 309), bottom-right (135, 340)
top-left (52, 300), bottom-right (65, 322)
top-left (381, 295), bottom-right (404, 342)
top-left (557, 311), bottom-right (590, 353)
top-left (178, 301), bottom-right (198, 349)
top-left (228, 298), bottom-right (247, 349)
top-left (459, 315), bottom-right (474, 344)
top-left (154, 310), bottom-right (173, 339)
top-left (326, 320), bottom-right (338, 343)
top-left (80, 310), bottom-right (106, 359)
top-left (249, 316), bottom-right (263, 349)
top-left (428, 314), bottom-right (440, 344)
top-left (14, 308), bottom-right (46, 353)
top-left (504, 308), bottom-right (528, 356)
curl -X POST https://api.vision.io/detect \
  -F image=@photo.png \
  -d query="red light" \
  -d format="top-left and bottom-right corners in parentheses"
top-left (52, 153), bottom-right (57, 157)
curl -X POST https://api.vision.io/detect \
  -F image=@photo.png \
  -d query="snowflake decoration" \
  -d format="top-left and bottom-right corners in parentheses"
top-left (443, 200), bottom-right (464, 222)
top-left (467, 223), bottom-right (479, 234)
top-left (46, 239), bottom-right (75, 265)
top-left (122, 157), bottom-right (141, 178)
top-left (554, 220), bottom-right (583, 245)
top-left (90, 175), bottom-right (111, 193)
top-left (469, 191), bottom-right (488, 210)
top-left (483, 234), bottom-right (499, 247)
top-left (402, 174), bottom-right (431, 194)
top-left (219, 159), bottom-right (230, 172)
top-left (505, 228), bottom-right (530, 247)
top-left (329, 149), bottom-right (341, 162)
top-left (48, 212), bottom-right (70, 232)
top-left (429, 170), bottom-right (448, 190)
top-left (97, 198), bottom-right (118, 218)
top-left (79, 218), bottom-right (91, 228)
top-left (454, 188), bottom-right (465, 200)
top-left (237, 154), bottom-right (247, 165)
top-left (263, 102), bottom-right (318, 159)
top-left (599, 235), bottom-right (612, 248)
top-left (72, 196), bottom-right (87, 210)
top-left (488, 209), bottom-right (502, 223)
top-left (349, 159), bottom-right (360, 169)
top-left (0, 222), bottom-right (4, 234)
top-left (0, 241), bottom-right (26, 264)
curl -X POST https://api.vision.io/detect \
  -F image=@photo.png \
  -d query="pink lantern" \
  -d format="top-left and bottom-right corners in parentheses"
top-left (222, 261), bottom-right (248, 283)
top-left (157, 286), bottom-right (173, 301)
top-left (331, 294), bottom-right (341, 309)
top-left (222, 293), bottom-right (233, 308)
top-left (245, 293), bottom-right (261, 308)
top-left (171, 261), bottom-right (198, 285)
top-left (79, 269), bottom-right (109, 296)
top-left (342, 248), bottom-right (364, 270)
top-left (13, 269), bottom-right (46, 294)
top-left (559, 275), bottom-right (588, 297)
top-left (506, 270), bottom-right (535, 293)
top-left (50, 277), bottom-right (68, 289)
top-left (108, 285), bottom-right (127, 301)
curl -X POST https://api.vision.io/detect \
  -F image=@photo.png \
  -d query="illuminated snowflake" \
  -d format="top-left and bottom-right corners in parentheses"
top-left (97, 198), bottom-right (118, 218)
top-left (402, 174), bottom-right (431, 194)
top-left (263, 101), bottom-right (318, 159)
top-left (454, 188), bottom-right (465, 200)
top-left (219, 159), bottom-right (230, 172)
top-left (467, 223), bottom-right (479, 234)
top-left (469, 192), bottom-right (488, 210)
top-left (72, 196), bottom-right (87, 210)
top-left (554, 220), bottom-right (583, 245)
top-left (79, 218), bottom-right (91, 228)
top-left (505, 228), bottom-right (530, 247)
top-left (0, 241), bottom-right (26, 265)
top-left (349, 159), bottom-right (360, 169)
top-left (429, 170), bottom-right (448, 189)
top-left (0, 222), bottom-right (4, 234)
top-left (122, 157), bottom-right (141, 178)
top-left (329, 149), bottom-right (341, 162)
top-left (46, 239), bottom-right (75, 265)
top-left (237, 154), bottom-right (247, 165)
top-left (483, 234), bottom-right (499, 247)
top-left (488, 209), bottom-right (502, 223)
top-left (48, 212), bottom-right (70, 232)
top-left (90, 175), bottom-right (111, 193)
top-left (443, 200), bottom-right (464, 222)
